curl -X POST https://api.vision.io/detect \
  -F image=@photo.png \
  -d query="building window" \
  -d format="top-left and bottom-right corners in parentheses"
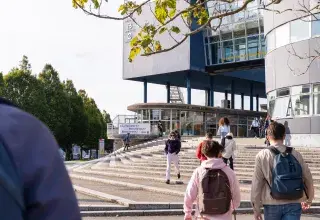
top-left (290, 18), bottom-right (310, 43)
top-left (267, 91), bottom-right (276, 117)
top-left (260, 34), bottom-right (266, 57)
top-left (210, 43), bottom-right (222, 64)
top-left (312, 14), bottom-right (320, 37)
top-left (222, 40), bottom-right (234, 63)
top-left (275, 23), bottom-right (290, 48)
top-left (291, 85), bottom-right (311, 116)
top-left (313, 84), bottom-right (320, 114)
top-left (234, 38), bottom-right (247, 61)
top-left (248, 35), bottom-right (259, 60)
top-left (273, 96), bottom-right (291, 118)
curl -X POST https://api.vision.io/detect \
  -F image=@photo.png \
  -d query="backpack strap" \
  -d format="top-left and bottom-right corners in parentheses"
top-left (268, 146), bottom-right (281, 155)
top-left (285, 147), bottom-right (293, 154)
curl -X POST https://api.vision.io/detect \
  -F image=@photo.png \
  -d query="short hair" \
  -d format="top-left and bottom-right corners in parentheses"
top-left (169, 131), bottom-right (176, 138)
top-left (267, 122), bottom-right (285, 140)
top-left (201, 140), bottom-right (224, 158)
top-left (206, 132), bottom-right (213, 139)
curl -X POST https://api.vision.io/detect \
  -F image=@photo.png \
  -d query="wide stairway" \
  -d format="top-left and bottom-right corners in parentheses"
top-left (68, 137), bottom-right (320, 217)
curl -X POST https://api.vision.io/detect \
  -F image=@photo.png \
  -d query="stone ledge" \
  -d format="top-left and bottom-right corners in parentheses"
top-left (80, 207), bottom-right (320, 217)
top-left (71, 174), bottom-right (185, 197)
top-left (74, 185), bottom-right (134, 206)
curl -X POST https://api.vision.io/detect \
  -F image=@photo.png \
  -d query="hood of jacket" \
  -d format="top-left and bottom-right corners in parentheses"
top-left (200, 158), bottom-right (226, 169)
top-left (225, 135), bottom-right (233, 140)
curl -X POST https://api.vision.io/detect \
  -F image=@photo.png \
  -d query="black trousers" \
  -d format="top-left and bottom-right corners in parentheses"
top-left (123, 143), bottom-right (129, 151)
top-left (223, 157), bottom-right (234, 170)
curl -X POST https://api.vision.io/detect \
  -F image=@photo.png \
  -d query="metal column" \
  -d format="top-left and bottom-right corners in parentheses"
top-left (256, 94), bottom-right (259, 112)
top-left (187, 74), bottom-right (191, 105)
top-left (166, 82), bottom-right (170, 103)
top-left (210, 76), bottom-right (214, 107)
top-left (250, 83), bottom-right (254, 111)
top-left (144, 80), bottom-right (147, 103)
top-left (241, 93), bottom-right (244, 110)
top-left (206, 89), bottom-right (210, 106)
top-left (231, 80), bottom-right (235, 109)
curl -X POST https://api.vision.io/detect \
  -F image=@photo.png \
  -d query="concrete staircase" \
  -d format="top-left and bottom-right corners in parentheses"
top-left (69, 137), bottom-right (320, 217)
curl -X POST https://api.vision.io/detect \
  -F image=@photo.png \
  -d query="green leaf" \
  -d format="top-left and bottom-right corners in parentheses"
top-left (129, 47), bottom-right (141, 62)
top-left (140, 37), bottom-right (152, 48)
top-left (91, 0), bottom-right (100, 9)
top-left (170, 26), bottom-right (180, 34)
top-left (159, 27), bottom-right (167, 34)
top-left (118, 4), bottom-right (125, 12)
top-left (155, 5), bottom-right (168, 24)
top-left (166, 0), bottom-right (176, 9)
top-left (154, 41), bottom-right (162, 51)
top-left (130, 36), bottom-right (139, 47)
top-left (169, 8), bottom-right (176, 18)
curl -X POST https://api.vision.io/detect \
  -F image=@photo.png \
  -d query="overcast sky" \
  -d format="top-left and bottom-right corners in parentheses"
top-left (0, 0), bottom-right (266, 120)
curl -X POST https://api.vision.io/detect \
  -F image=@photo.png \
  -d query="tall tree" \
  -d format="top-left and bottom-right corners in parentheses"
top-left (63, 80), bottom-right (88, 159)
top-left (3, 57), bottom-right (49, 122)
top-left (79, 89), bottom-right (104, 153)
top-left (38, 64), bottom-right (71, 148)
top-left (102, 110), bottom-right (111, 139)
top-left (0, 72), bottom-right (4, 96)
top-left (19, 55), bottom-right (32, 73)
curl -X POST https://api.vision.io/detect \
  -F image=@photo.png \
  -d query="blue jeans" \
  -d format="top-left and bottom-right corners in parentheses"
top-left (264, 203), bottom-right (302, 220)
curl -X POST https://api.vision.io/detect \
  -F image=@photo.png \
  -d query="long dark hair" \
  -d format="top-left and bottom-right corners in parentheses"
top-left (218, 117), bottom-right (230, 127)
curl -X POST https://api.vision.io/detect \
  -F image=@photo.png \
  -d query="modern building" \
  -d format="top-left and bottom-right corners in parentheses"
top-left (265, 0), bottom-right (320, 146)
top-left (109, 0), bottom-right (269, 140)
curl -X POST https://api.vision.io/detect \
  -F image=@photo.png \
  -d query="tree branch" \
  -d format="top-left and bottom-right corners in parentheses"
top-left (74, 0), bottom-right (152, 20)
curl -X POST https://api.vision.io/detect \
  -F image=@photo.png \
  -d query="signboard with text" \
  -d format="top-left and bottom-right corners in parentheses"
top-left (99, 139), bottom-right (105, 157)
top-left (119, 123), bottom-right (150, 135)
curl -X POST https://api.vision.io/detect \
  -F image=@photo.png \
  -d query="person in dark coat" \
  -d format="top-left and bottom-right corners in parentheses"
top-left (0, 97), bottom-right (81, 220)
top-left (164, 131), bottom-right (181, 184)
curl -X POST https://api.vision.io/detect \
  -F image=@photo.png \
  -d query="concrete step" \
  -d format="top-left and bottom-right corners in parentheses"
top-left (71, 178), bottom-right (184, 202)
top-left (76, 192), bottom-right (117, 206)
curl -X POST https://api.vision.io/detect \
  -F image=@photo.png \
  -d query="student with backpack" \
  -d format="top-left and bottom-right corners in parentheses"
top-left (196, 132), bottom-right (213, 163)
top-left (251, 122), bottom-right (314, 220)
top-left (0, 97), bottom-right (80, 219)
top-left (184, 140), bottom-right (241, 220)
top-left (221, 132), bottom-right (236, 170)
top-left (164, 131), bottom-right (181, 184)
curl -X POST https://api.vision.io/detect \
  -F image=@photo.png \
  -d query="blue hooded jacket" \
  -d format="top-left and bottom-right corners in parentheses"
top-left (0, 98), bottom-right (81, 220)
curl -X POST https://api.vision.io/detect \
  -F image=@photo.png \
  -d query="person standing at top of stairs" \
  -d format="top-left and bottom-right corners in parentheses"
top-left (123, 133), bottom-right (130, 151)
top-left (217, 117), bottom-right (230, 140)
top-left (164, 131), bottom-right (181, 184)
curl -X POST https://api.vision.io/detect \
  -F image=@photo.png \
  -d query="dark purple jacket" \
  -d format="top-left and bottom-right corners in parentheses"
top-left (0, 98), bottom-right (81, 220)
top-left (165, 139), bottom-right (181, 154)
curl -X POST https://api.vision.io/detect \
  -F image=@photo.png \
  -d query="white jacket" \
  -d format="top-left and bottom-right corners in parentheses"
top-left (222, 137), bottom-right (236, 159)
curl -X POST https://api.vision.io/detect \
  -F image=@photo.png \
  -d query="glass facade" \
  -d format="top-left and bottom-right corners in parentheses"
top-left (267, 84), bottom-right (317, 119)
top-left (204, 0), bottom-right (265, 65)
top-left (123, 108), bottom-right (265, 137)
top-left (266, 14), bottom-right (320, 52)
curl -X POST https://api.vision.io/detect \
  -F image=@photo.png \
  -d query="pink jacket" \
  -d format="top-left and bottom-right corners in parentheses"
top-left (183, 158), bottom-right (241, 220)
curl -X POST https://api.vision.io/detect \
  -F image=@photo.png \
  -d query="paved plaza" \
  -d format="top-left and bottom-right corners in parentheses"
top-left (68, 137), bottom-right (320, 217)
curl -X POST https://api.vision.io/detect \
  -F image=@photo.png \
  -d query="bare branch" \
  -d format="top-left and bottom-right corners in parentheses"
top-left (141, 35), bottom-right (189, 56)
